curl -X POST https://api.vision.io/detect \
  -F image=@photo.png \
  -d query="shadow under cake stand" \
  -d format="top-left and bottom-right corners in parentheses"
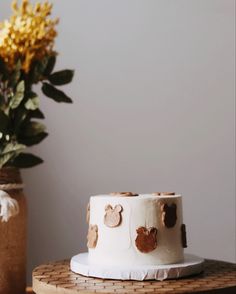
top-left (32, 258), bottom-right (236, 294)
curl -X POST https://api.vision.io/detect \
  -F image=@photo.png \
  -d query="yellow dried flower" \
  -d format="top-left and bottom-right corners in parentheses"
top-left (0, 0), bottom-right (58, 73)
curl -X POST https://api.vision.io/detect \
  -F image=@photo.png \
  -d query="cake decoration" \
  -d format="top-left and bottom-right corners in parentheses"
top-left (86, 193), bottom-right (184, 266)
top-left (110, 192), bottom-right (139, 197)
top-left (87, 224), bottom-right (98, 249)
top-left (86, 203), bottom-right (90, 224)
top-left (135, 227), bottom-right (158, 253)
top-left (104, 204), bottom-right (123, 227)
top-left (161, 203), bottom-right (177, 228)
top-left (181, 224), bottom-right (187, 248)
top-left (152, 192), bottom-right (175, 196)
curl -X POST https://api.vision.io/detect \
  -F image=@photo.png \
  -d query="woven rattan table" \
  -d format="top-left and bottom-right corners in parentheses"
top-left (32, 259), bottom-right (236, 294)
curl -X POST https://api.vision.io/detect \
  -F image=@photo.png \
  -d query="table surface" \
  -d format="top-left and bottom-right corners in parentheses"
top-left (33, 259), bottom-right (236, 294)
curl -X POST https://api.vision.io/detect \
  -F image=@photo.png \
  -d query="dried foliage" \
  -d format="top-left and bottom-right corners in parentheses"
top-left (0, 1), bottom-right (74, 168)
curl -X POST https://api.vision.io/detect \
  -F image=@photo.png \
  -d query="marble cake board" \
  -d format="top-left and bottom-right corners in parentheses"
top-left (70, 253), bottom-right (204, 281)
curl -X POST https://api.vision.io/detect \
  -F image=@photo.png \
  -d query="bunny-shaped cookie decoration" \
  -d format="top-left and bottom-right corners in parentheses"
top-left (135, 227), bottom-right (158, 253)
top-left (181, 224), bottom-right (187, 248)
top-left (87, 224), bottom-right (98, 248)
top-left (104, 204), bottom-right (123, 228)
top-left (161, 203), bottom-right (177, 228)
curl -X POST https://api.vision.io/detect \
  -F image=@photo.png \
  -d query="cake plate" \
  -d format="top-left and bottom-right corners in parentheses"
top-left (70, 253), bottom-right (204, 281)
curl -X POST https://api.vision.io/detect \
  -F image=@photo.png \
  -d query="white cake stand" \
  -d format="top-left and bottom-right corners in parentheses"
top-left (70, 253), bottom-right (204, 281)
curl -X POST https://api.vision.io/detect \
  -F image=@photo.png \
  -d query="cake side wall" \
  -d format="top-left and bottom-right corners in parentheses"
top-left (88, 195), bottom-right (184, 266)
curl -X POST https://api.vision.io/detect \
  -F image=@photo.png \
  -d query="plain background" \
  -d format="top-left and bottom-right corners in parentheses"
top-left (0, 0), bottom-right (235, 281)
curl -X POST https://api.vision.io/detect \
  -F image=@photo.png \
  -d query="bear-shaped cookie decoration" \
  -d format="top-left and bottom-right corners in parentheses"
top-left (86, 202), bottom-right (90, 224)
top-left (110, 192), bottom-right (139, 197)
top-left (135, 227), bottom-right (158, 253)
top-left (152, 192), bottom-right (175, 196)
top-left (161, 203), bottom-right (177, 228)
top-left (104, 204), bottom-right (123, 227)
top-left (181, 224), bottom-right (187, 248)
top-left (87, 224), bottom-right (98, 248)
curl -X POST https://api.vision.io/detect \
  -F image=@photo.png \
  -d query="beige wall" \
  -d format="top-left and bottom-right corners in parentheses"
top-left (0, 0), bottom-right (235, 281)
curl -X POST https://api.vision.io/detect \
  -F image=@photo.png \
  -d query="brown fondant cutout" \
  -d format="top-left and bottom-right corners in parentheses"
top-left (87, 224), bottom-right (98, 248)
top-left (181, 224), bottom-right (187, 248)
top-left (86, 202), bottom-right (90, 223)
top-left (161, 203), bottom-right (177, 228)
top-left (110, 192), bottom-right (139, 197)
top-left (104, 204), bottom-right (123, 227)
top-left (152, 192), bottom-right (175, 196)
top-left (135, 227), bottom-right (158, 253)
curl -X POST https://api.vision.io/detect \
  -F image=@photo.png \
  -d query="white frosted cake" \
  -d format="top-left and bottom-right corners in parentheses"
top-left (86, 192), bottom-right (187, 266)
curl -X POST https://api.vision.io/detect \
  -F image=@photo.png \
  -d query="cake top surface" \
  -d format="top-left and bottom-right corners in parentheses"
top-left (90, 193), bottom-right (181, 200)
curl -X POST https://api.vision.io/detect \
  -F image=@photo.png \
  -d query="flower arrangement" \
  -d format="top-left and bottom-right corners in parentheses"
top-left (0, 0), bottom-right (74, 168)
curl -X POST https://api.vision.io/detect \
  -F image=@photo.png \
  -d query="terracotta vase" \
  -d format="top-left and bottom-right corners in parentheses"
top-left (0, 167), bottom-right (27, 294)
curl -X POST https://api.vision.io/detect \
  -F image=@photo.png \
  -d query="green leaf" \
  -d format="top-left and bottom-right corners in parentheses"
top-left (28, 108), bottom-right (45, 119)
top-left (11, 153), bottom-right (43, 168)
top-left (0, 110), bottom-right (10, 132)
top-left (0, 143), bottom-right (26, 168)
top-left (25, 95), bottom-right (39, 110)
top-left (17, 120), bottom-right (47, 145)
top-left (0, 153), bottom-right (15, 168)
top-left (18, 131), bottom-right (48, 146)
top-left (44, 54), bottom-right (56, 76)
top-left (1, 143), bottom-right (25, 154)
top-left (48, 69), bottom-right (74, 85)
top-left (30, 57), bottom-right (49, 83)
top-left (9, 60), bottom-right (21, 87)
top-left (9, 80), bottom-right (25, 109)
top-left (13, 107), bottom-right (27, 133)
top-left (22, 121), bottom-right (46, 137)
top-left (42, 82), bottom-right (72, 103)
